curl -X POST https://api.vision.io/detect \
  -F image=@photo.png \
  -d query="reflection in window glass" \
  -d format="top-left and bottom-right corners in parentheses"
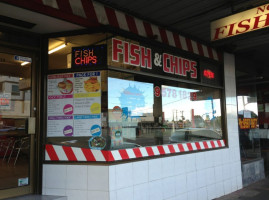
top-left (108, 77), bottom-right (154, 149)
top-left (237, 85), bottom-right (261, 162)
top-left (107, 72), bottom-right (223, 150)
top-left (0, 53), bottom-right (31, 189)
top-left (163, 85), bottom-right (222, 144)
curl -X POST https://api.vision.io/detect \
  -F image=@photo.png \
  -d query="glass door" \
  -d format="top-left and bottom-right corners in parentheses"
top-left (0, 52), bottom-right (35, 198)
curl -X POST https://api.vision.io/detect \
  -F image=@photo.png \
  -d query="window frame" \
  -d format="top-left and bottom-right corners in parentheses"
top-left (43, 29), bottom-right (227, 163)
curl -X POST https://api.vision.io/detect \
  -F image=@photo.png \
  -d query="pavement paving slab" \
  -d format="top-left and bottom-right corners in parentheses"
top-left (215, 178), bottom-right (269, 200)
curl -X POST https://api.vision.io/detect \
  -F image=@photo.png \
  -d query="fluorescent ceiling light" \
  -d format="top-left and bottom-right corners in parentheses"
top-left (48, 43), bottom-right (66, 54)
top-left (21, 61), bottom-right (30, 66)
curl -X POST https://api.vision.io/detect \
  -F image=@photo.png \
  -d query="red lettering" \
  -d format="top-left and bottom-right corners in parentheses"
top-left (227, 23), bottom-right (236, 36)
top-left (190, 61), bottom-right (197, 79)
top-left (163, 53), bottom-right (170, 73)
top-left (236, 19), bottom-right (251, 34)
top-left (88, 50), bottom-right (94, 56)
top-left (75, 57), bottom-right (80, 65)
top-left (130, 44), bottom-right (140, 66)
top-left (182, 59), bottom-right (190, 76)
top-left (252, 14), bottom-right (269, 30)
top-left (80, 57), bottom-right (86, 64)
top-left (112, 38), bottom-right (123, 62)
top-left (213, 26), bottom-right (227, 40)
top-left (74, 56), bottom-right (97, 65)
top-left (203, 70), bottom-right (215, 79)
top-left (75, 50), bottom-right (81, 58)
top-left (178, 57), bottom-right (183, 75)
top-left (170, 55), bottom-right (178, 74)
top-left (256, 5), bottom-right (266, 14)
top-left (123, 42), bottom-right (129, 64)
top-left (83, 50), bottom-right (88, 57)
top-left (92, 56), bottom-right (97, 64)
top-left (141, 47), bottom-right (152, 69)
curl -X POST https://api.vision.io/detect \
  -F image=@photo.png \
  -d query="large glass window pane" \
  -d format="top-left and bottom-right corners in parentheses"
top-left (0, 53), bottom-right (31, 189)
top-left (163, 85), bottom-right (222, 143)
top-left (107, 71), bottom-right (224, 150)
top-left (237, 85), bottom-right (261, 161)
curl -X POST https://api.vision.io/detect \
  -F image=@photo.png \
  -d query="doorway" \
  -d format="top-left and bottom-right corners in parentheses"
top-left (0, 51), bottom-right (37, 199)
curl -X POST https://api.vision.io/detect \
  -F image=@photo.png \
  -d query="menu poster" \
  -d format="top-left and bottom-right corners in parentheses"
top-left (47, 74), bottom-right (74, 116)
top-left (74, 115), bottom-right (101, 136)
top-left (73, 72), bottom-right (101, 115)
top-left (47, 71), bottom-right (102, 137)
top-left (47, 116), bottom-right (74, 137)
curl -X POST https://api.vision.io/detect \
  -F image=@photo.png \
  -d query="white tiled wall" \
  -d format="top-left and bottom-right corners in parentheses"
top-left (42, 53), bottom-right (242, 200)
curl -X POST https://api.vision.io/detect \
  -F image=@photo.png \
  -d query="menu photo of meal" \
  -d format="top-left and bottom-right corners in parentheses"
top-left (84, 76), bottom-right (100, 92)
top-left (47, 74), bottom-right (74, 96)
top-left (74, 72), bottom-right (101, 95)
top-left (57, 79), bottom-right (73, 94)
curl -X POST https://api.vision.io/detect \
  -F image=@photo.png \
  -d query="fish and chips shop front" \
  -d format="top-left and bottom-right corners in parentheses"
top-left (0, 1), bottom-right (243, 200)
top-left (43, 31), bottom-right (242, 200)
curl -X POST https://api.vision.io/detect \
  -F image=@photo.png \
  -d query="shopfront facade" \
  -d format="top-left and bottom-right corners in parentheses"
top-left (0, 1), bottom-right (243, 200)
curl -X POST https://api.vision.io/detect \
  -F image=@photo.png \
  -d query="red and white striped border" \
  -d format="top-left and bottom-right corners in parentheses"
top-left (3, 0), bottom-right (222, 61)
top-left (45, 140), bottom-right (225, 162)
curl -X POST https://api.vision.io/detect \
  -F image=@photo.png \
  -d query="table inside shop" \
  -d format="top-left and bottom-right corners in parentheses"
top-left (0, 127), bottom-right (28, 138)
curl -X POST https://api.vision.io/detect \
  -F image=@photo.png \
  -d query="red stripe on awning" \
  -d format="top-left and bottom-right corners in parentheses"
top-left (56, 0), bottom-right (73, 14)
top-left (185, 38), bottom-right (193, 53)
top-left (62, 146), bottom-right (77, 161)
top-left (119, 149), bottom-right (129, 160)
top-left (187, 143), bottom-right (193, 151)
top-left (197, 43), bottom-right (204, 56)
top-left (207, 47), bottom-right (214, 59)
top-left (203, 141), bottom-right (209, 149)
top-left (172, 33), bottom-right (182, 49)
top-left (178, 144), bottom-right (185, 152)
top-left (217, 140), bottom-right (222, 147)
top-left (157, 146), bottom-right (165, 155)
top-left (159, 28), bottom-right (168, 44)
top-left (210, 141), bottom-right (216, 148)
top-left (81, 148), bottom-right (96, 161)
top-left (168, 145), bottom-right (175, 153)
top-left (2, 0), bottom-right (99, 27)
top-left (125, 15), bottom-right (138, 34)
top-left (102, 150), bottom-right (114, 161)
top-left (133, 148), bottom-right (142, 158)
top-left (105, 7), bottom-right (119, 28)
top-left (45, 144), bottom-right (59, 161)
top-left (195, 142), bottom-right (201, 150)
top-left (81, 0), bottom-right (99, 25)
top-left (145, 147), bottom-right (154, 156)
top-left (143, 22), bottom-right (154, 38)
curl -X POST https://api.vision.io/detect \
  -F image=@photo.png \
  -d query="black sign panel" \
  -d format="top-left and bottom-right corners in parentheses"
top-left (200, 61), bottom-right (222, 86)
top-left (72, 45), bottom-right (107, 68)
top-left (150, 48), bottom-right (200, 82)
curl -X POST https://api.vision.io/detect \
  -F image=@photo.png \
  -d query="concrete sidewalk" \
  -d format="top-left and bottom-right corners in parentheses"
top-left (215, 178), bottom-right (269, 200)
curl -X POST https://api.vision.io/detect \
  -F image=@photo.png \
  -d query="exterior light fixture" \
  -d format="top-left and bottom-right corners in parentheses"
top-left (48, 43), bottom-right (67, 54)
top-left (21, 61), bottom-right (30, 66)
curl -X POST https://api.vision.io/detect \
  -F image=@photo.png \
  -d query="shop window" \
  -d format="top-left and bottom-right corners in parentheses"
top-left (107, 71), bottom-right (223, 149)
top-left (237, 85), bottom-right (261, 161)
top-left (48, 33), bottom-right (112, 70)
top-left (46, 33), bottom-right (225, 160)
